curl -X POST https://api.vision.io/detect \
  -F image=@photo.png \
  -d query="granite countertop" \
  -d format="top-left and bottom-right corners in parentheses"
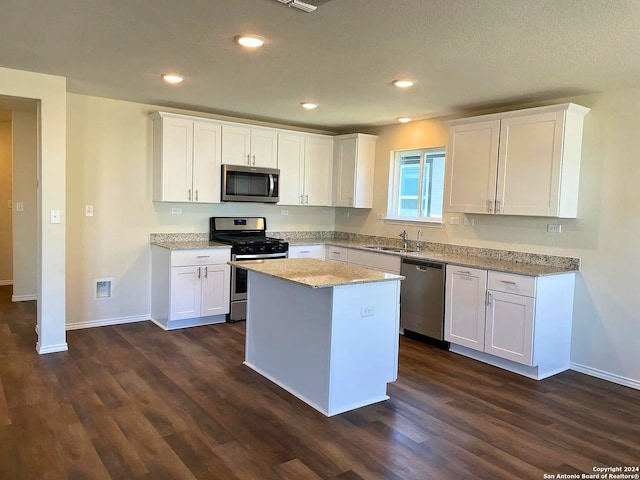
top-left (151, 240), bottom-right (231, 250)
top-left (289, 239), bottom-right (578, 277)
top-left (229, 258), bottom-right (405, 289)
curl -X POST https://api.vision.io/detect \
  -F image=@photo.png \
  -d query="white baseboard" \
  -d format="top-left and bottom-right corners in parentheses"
top-left (12, 294), bottom-right (37, 302)
top-left (65, 314), bottom-right (149, 331)
top-left (36, 342), bottom-right (69, 354)
top-left (0, 280), bottom-right (13, 286)
top-left (570, 362), bottom-right (640, 391)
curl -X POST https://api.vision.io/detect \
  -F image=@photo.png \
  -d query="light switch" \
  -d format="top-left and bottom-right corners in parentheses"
top-left (85, 205), bottom-right (94, 217)
top-left (50, 210), bottom-right (61, 224)
top-left (16, 202), bottom-right (24, 212)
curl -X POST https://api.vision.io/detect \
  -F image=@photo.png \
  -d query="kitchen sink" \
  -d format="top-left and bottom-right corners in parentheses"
top-left (362, 245), bottom-right (417, 254)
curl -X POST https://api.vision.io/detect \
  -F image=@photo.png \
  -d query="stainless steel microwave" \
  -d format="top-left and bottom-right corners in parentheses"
top-left (221, 164), bottom-right (280, 203)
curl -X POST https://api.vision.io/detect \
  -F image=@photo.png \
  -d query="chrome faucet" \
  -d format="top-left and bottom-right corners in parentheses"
top-left (399, 230), bottom-right (408, 249)
top-left (416, 230), bottom-right (423, 252)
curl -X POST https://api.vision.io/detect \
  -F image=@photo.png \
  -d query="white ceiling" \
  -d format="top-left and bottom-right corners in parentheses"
top-left (1, 0), bottom-right (639, 131)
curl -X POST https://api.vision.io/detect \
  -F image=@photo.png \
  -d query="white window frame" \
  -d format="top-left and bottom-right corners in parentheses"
top-left (386, 147), bottom-right (445, 226)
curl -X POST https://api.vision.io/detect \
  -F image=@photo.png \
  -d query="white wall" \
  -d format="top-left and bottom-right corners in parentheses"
top-left (0, 121), bottom-right (12, 285)
top-left (0, 67), bottom-right (67, 354)
top-left (11, 110), bottom-right (38, 300)
top-left (65, 93), bottom-right (335, 327)
top-left (335, 88), bottom-right (640, 387)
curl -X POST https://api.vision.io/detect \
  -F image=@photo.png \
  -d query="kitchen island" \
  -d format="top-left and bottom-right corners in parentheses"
top-left (229, 258), bottom-right (404, 416)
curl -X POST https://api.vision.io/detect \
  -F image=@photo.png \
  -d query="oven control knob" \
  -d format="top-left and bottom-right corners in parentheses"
top-left (259, 246), bottom-right (266, 252)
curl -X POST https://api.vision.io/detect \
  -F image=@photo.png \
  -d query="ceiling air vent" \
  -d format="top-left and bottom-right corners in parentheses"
top-left (274, 0), bottom-right (332, 13)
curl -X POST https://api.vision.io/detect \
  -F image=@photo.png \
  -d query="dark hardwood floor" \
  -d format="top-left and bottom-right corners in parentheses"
top-left (1, 285), bottom-right (638, 479)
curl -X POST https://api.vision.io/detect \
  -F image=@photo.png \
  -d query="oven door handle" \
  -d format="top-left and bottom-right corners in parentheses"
top-left (233, 253), bottom-right (288, 260)
top-left (268, 174), bottom-right (275, 198)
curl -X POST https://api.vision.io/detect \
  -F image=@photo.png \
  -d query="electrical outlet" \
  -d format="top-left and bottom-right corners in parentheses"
top-left (50, 210), bottom-right (60, 224)
top-left (85, 205), bottom-right (94, 217)
top-left (376, 213), bottom-right (385, 220)
top-left (547, 223), bottom-right (562, 233)
top-left (342, 211), bottom-right (350, 218)
top-left (449, 216), bottom-right (460, 225)
top-left (463, 217), bottom-right (475, 226)
top-left (281, 210), bottom-right (289, 216)
top-left (171, 207), bottom-right (182, 215)
top-left (360, 305), bottom-right (374, 317)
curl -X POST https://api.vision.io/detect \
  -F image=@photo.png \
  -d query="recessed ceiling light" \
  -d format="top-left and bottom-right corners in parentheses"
top-left (393, 79), bottom-right (415, 88)
top-left (398, 117), bottom-right (412, 123)
top-left (162, 74), bottom-right (184, 84)
top-left (301, 102), bottom-right (318, 110)
top-left (235, 34), bottom-right (266, 48)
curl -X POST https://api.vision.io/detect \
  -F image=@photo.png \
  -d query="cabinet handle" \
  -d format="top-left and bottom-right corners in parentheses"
top-left (197, 266), bottom-right (201, 279)
top-left (188, 189), bottom-right (192, 201)
top-left (486, 291), bottom-right (492, 306)
top-left (195, 190), bottom-right (199, 201)
top-left (300, 250), bottom-right (311, 254)
top-left (204, 266), bottom-right (208, 278)
top-left (305, 194), bottom-right (309, 204)
top-left (500, 280), bottom-right (517, 285)
top-left (495, 200), bottom-right (501, 214)
top-left (196, 255), bottom-right (210, 258)
top-left (300, 195), bottom-right (304, 205)
top-left (458, 270), bottom-right (471, 275)
top-left (247, 154), bottom-right (251, 165)
top-left (252, 155), bottom-right (256, 165)
top-left (487, 200), bottom-right (493, 213)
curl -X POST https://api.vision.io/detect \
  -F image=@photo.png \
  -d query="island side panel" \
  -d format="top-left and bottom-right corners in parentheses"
top-left (244, 272), bottom-right (333, 415)
top-left (327, 280), bottom-right (401, 416)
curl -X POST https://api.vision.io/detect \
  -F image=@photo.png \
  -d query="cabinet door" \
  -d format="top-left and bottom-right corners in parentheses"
top-left (444, 120), bottom-right (500, 214)
top-left (192, 121), bottom-right (222, 203)
top-left (200, 264), bottom-right (230, 316)
top-left (496, 111), bottom-right (564, 216)
top-left (170, 266), bottom-right (202, 320)
top-left (221, 125), bottom-right (252, 166)
top-left (277, 133), bottom-right (305, 205)
top-left (485, 290), bottom-right (535, 365)
top-left (333, 137), bottom-right (357, 207)
top-left (444, 266), bottom-right (487, 351)
top-left (251, 128), bottom-right (278, 168)
top-left (304, 136), bottom-right (333, 206)
top-left (352, 134), bottom-right (376, 208)
top-left (160, 117), bottom-right (194, 202)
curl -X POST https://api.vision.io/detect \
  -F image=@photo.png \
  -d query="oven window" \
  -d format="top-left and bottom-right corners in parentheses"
top-left (235, 266), bottom-right (247, 295)
top-left (226, 171), bottom-right (270, 197)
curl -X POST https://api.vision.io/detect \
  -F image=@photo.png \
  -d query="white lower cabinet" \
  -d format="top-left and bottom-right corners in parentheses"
top-left (152, 246), bottom-right (231, 330)
top-left (288, 244), bottom-right (325, 259)
top-left (325, 245), bottom-right (348, 264)
top-left (445, 265), bottom-right (575, 379)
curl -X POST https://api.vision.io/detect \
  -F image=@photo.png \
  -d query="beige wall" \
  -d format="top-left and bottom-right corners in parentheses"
top-left (0, 121), bottom-right (12, 284)
top-left (0, 67), bottom-right (68, 354)
top-left (12, 110), bottom-right (38, 300)
top-left (335, 89), bottom-right (640, 386)
top-left (65, 93), bottom-right (335, 326)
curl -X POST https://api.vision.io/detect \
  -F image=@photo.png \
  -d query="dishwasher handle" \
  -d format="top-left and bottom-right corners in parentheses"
top-left (402, 258), bottom-right (444, 270)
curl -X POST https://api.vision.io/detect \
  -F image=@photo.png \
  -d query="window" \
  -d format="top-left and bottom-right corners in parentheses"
top-left (387, 147), bottom-right (445, 222)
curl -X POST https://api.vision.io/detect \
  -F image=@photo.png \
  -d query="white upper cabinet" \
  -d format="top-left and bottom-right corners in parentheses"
top-left (445, 103), bottom-right (590, 218)
top-left (221, 125), bottom-right (278, 168)
top-left (151, 112), bottom-right (222, 203)
top-left (278, 132), bottom-right (333, 206)
top-left (333, 133), bottom-right (377, 208)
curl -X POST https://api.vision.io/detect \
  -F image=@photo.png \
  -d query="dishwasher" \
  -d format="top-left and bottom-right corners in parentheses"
top-left (400, 258), bottom-right (445, 340)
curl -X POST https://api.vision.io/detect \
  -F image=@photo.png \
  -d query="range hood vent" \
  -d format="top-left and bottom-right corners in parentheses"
top-left (274, 0), bottom-right (333, 13)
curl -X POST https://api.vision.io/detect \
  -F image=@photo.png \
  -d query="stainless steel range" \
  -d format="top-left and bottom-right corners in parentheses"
top-left (209, 217), bottom-right (288, 322)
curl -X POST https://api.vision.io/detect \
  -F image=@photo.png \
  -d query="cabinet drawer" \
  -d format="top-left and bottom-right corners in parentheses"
top-left (488, 271), bottom-right (535, 297)
top-left (289, 244), bottom-right (325, 259)
top-left (171, 248), bottom-right (231, 267)
top-left (326, 246), bottom-right (348, 263)
top-left (347, 249), bottom-right (401, 274)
